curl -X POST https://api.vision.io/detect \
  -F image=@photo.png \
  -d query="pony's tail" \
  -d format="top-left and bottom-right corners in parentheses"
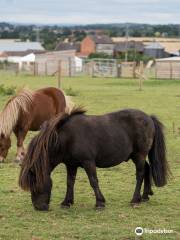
top-left (65, 95), bottom-right (74, 114)
top-left (148, 116), bottom-right (170, 187)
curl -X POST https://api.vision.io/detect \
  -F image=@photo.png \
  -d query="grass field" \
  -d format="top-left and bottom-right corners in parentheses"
top-left (0, 71), bottom-right (179, 240)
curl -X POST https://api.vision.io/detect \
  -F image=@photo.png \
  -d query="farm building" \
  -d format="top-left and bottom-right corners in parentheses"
top-left (80, 35), bottom-right (114, 56)
top-left (112, 37), bottom-right (180, 57)
top-left (35, 50), bottom-right (82, 76)
top-left (0, 48), bottom-right (82, 76)
top-left (0, 50), bottom-right (45, 61)
top-left (114, 41), bottom-right (144, 57)
top-left (0, 40), bottom-right (45, 64)
top-left (55, 42), bottom-right (80, 53)
top-left (156, 57), bottom-right (180, 79)
top-left (144, 42), bottom-right (167, 58)
top-left (0, 50), bottom-right (45, 72)
top-left (0, 41), bottom-right (44, 53)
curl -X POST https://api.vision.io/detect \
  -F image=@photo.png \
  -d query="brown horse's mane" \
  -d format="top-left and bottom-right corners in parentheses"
top-left (0, 88), bottom-right (33, 137)
top-left (19, 106), bottom-right (86, 192)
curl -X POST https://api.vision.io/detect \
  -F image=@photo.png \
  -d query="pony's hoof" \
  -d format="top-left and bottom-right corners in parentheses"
top-left (130, 197), bottom-right (142, 207)
top-left (149, 190), bottom-right (154, 196)
top-left (61, 204), bottom-right (70, 209)
top-left (142, 197), bottom-right (149, 202)
top-left (14, 159), bottom-right (21, 164)
top-left (15, 155), bottom-right (24, 164)
top-left (0, 156), bottom-right (5, 163)
top-left (61, 203), bottom-right (71, 209)
top-left (95, 202), bottom-right (105, 210)
top-left (131, 203), bottom-right (141, 208)
top-left (95, 205), bottom-right (105, 211)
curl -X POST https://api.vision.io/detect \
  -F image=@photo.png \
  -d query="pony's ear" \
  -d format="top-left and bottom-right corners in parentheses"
top-left (1, 133), bottom-right (5, 139)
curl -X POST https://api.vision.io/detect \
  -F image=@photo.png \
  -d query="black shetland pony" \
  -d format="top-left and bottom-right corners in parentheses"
top-left (19, 108), bottom-right (170, 211)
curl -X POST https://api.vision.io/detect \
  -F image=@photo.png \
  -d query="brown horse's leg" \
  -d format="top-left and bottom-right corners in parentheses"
top-left (14, 128), bottom-right (28, 162)
top-left (83, 161), bottom-right (105, 209)
top-left (142, 161), bottom-right (154, 201)
top-left (61, 166), bottom-right (77, 208)
top-left (131, 154), bottom-right (146, 205)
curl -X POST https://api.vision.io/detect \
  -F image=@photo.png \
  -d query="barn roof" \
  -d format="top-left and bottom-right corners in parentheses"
top-left (112, 37), bottom-right (180, 54)
top-left (55, 42), bottom-right (80, 52)
top-left (145, 42), bottom-right (164, 50)
top-left (0, 42), bottom-right (44, 52)
top-left (90, 35), bottom-right (113, 44)
top-left (115, 41), bottom-right (144, 52)
top-left (2, 50), bottom-right (46, 57)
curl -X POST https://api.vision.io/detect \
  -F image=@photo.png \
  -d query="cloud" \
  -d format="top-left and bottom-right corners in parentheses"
top-left (0, 0), bottom-right (179, 24)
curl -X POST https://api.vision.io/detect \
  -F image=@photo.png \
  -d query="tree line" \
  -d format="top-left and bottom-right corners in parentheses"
top-left (0, 22), bottom-right (180, 50)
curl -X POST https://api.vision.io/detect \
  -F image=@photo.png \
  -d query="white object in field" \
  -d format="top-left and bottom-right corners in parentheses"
top-left (74, 56), bottom-right (83, 72)
top-left (146, 60), bottom-right (154, 69)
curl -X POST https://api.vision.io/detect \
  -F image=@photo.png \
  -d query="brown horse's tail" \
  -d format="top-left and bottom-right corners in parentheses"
top-left (148, 116), bottom-right (170, 187)
top-left (65, 95), bottom-right (74, 114)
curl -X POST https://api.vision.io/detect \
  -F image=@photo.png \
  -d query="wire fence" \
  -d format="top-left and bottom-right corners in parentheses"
top-left (0, 58), bottom-right (158, 80)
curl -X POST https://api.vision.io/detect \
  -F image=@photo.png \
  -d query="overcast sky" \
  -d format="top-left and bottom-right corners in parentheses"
top-left (0, 0), bottom-right (180, 25)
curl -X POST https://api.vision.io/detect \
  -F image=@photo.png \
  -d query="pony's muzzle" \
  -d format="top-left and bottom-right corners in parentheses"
top-left (33, 202), bottom-right (49, 211)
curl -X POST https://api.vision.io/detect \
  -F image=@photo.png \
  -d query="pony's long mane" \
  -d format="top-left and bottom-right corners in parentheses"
top-left (19, 107), bottom-right (86, 192)
top-left (0, 88), bottom-right (33, 137)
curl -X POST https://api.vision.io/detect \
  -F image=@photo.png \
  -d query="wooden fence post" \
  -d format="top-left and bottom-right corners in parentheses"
top-left (92, 62), bottom-right (95, 78)
top-left (33, 63), bottom-right (36, 76)
top-left (34, 63), bottom-right (38, 76)
top-left (69, 57), bottom-right (72, 77)
top-left (58, 60), bottom-right (62, 88)
top-left (15, 63), bottom-right (19, 76)
top-left (45, 61), bottom-right (48, 76)
top-left (155, 62), bottom-right (157, 79)
top-left (37, 63), bottom-right (39, 76)
top-left (139, 61), bottom-right (144, 91)
top-left (170, 62), bottom-right (173, 80)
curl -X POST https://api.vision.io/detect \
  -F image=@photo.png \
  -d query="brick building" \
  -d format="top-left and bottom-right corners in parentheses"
top-left (80, 35), bottom-right (114, 56)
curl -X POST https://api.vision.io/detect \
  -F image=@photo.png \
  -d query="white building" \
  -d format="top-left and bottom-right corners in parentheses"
top-left (0, 41), bottom-right (44, 54)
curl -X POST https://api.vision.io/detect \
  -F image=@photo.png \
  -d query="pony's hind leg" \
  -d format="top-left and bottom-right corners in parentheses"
top-left (61, 166), bottom-right (77, 208)
top-left (131, 154), bottom-right (146, 205)
top-left (142, 161), bottom-right (154, 201)
top-left (83, 160), bottom-right (105, 209)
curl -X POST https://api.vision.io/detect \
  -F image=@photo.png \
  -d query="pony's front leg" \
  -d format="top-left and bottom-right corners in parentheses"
top-left (61, 165), bottom-right (77, 208)
top-left (14, 128), bottom-right (28, 163)
top-left (16, 145), bottom-right (26, 161)
top-left (83, 161), bottom-right (105, 210)
top-left (131, 155), bottom-right (146, 206)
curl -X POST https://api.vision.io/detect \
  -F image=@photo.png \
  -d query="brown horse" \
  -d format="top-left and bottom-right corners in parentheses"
top-left (0, 87), bottom-right (73, 162)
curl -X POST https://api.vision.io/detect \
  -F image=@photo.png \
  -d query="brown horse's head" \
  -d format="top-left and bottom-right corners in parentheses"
top-left (0, 133), bottom-right (11, 162)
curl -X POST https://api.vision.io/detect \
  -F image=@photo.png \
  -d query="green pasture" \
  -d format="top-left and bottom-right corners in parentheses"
top-left (0, 71), bottom-right (179, 240)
